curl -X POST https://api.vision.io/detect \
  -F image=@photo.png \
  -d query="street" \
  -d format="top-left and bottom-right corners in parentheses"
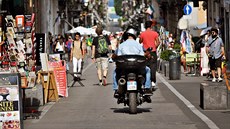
top-left (23, 58), bottom-right (230, 129)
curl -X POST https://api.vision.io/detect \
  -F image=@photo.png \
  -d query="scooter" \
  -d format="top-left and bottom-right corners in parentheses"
top-left (114, 55), bottom-right (152, 114)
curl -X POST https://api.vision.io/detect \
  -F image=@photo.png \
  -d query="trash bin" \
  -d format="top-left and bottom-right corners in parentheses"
top-left (169, 51), bottom-right (181, 80)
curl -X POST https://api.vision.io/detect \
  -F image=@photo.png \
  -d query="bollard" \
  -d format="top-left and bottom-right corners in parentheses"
top-left (200, 82), bottom-right (228, 110)
top-left (164, 63), bottom-right (169, 77)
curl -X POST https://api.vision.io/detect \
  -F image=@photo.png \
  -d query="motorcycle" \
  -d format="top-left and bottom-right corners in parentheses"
top-left (114, 55), bottom-right (152, 114)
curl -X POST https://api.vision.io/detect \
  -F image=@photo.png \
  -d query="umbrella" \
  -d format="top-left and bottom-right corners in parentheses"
top-left (85, 28), bottom-right (111, 36)
top-left (200, 26), bottom-right (212, 36)
top-left (66, 26), bottom-right (89, 35)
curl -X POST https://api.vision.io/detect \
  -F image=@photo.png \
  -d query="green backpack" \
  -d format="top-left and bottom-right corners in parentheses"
top-left (97, 36), bottom-right (108, 54)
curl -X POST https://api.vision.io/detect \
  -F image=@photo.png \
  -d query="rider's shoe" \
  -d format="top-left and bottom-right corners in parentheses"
top-left (151, 82), bottom-right (158, 91)
top-left (144, 96), bottom-right (152, 103)
top-left (144, 88), bottom-right (153, 95)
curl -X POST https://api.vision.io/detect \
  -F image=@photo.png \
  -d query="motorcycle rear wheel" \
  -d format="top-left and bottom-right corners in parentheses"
top-left (129, 92), bottom-right (137, 114)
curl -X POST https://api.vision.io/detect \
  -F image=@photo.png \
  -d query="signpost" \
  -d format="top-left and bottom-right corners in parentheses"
top-left (183, 4), bottom-right (192, 15)
top-left (183, 4), bottom-right (192, 30)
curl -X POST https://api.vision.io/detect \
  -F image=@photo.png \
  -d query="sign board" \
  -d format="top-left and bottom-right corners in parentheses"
top-left (35, 33), bottom-right (46, 66)
top-left (183, 4), bottom-right (192, 15)
top-left (48, 61), bottom-right (68, 97)
top-left (40, 53), bottom-right (49, 71)
top-left (0, 73), bottom-right (23, 129)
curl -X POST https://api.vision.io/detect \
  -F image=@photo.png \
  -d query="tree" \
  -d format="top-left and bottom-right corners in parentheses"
top-left (114, 0), bottom-right (123, 16)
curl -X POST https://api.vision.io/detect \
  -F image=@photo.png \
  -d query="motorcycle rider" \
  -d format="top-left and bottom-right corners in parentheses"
top-left (112, 27), bottom-right (152, 99)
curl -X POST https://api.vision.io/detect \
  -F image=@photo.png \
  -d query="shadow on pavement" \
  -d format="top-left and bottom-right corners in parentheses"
top-left (92, 83), bottom-right (113, 86)
top-left (110, 107), bottom-right (151, 114)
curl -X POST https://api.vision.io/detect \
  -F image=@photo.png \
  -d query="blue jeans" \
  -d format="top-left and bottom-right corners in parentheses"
top-left (113, 66), bottom-right (151, 90)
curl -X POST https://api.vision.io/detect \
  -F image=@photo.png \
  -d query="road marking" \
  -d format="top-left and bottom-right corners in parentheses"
top-left (157, 73), bottom-right (219, 129)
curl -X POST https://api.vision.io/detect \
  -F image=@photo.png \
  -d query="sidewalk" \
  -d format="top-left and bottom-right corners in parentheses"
top-left (157, 71), bottom-right (230, 129)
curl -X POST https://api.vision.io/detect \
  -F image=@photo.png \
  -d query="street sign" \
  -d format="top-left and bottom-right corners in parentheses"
top-left (183, 4), bottom-right (192, 15)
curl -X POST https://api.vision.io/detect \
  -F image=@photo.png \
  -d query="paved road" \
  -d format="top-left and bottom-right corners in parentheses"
top-left (24, 59), bottom-right (216, 129)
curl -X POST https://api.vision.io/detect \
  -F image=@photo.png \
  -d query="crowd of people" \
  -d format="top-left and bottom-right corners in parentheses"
top-left (47, 20), bottom-right (226, 103)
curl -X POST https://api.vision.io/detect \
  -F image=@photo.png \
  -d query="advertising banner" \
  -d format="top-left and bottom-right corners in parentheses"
top-left (48, 61), bottom-right (68, 97)
top-left (0, 73), bottom-right (23, 129)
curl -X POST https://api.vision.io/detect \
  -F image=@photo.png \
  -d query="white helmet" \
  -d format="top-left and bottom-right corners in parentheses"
top-left (126, 28), bottom-right (137, 39)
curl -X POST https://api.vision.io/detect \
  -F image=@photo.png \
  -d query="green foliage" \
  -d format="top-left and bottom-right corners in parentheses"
top-left (160, 50), bottom-right (173, 61)
top-left (173, 43), bottom-right (181, 51)
top-left (114, 0), bottom-right (123, 16)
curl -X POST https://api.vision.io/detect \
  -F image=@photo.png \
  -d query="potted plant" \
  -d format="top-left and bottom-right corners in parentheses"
top-left (159, 49), bottom-right (173, 76)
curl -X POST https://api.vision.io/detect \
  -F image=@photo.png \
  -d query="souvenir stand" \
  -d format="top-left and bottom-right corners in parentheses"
top-left (0, 14), bottom-right (39, 124)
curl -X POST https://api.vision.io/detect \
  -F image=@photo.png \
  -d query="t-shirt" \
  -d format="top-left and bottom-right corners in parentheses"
top-left (65, 40), bottom-right (72, 52)
top-left (72, 40), bottom-right (83, 59)
top-left (207, 37), bottom-right (224, 59)
top-left (92, 35), bottom-right (111, 58)
top-left (86, 38), bottom-right (92, 46)
top-left (140, 29), bottom-right (159, 52)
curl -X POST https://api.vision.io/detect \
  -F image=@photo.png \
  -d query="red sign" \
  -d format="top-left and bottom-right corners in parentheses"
top-left (48, 61), bottom-right (68, 97)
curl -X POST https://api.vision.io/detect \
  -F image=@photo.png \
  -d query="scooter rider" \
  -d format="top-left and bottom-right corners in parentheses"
top-left (112, 27), bottom-right (152, 98)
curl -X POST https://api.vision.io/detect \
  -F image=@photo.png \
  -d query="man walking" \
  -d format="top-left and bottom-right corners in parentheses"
top-left (139, 21), bottom-right (160, 89)
top-left (206, 28), bottom-right (225, 82)
top-left (70, 32), bottom-right (84, 80)
top-left (91, 26), bottom-right (112, 86)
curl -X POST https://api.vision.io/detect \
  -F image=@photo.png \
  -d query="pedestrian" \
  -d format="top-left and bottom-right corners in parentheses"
top-left (109, 34), bottom-right (118, 63)
top-left (81, 35), bottom-right (87, 58)
top-left (206, 27), bottom-right (225, 82)
top-left (55, 36), bottom-right (65, 60)
top-left (91, 26), bottom-right (111, 86)
top-left (65, 35), bottom-right (73, 61)
top-left (86, 35), bottom-right (93, 57)
top-left (139, 21), bottom-right (160, 90)
top-left (53, 34), bottom-right (61, 53)
top-left (112, 27), bottom-right (152, 101)
top-left (70, 32), bottom-right (84, 80)
top-left (48, 32), bottom-right (54, 53)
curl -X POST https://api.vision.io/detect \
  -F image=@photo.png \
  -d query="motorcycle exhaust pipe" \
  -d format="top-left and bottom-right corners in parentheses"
top-left (118, 78), bottom-right (126, 85)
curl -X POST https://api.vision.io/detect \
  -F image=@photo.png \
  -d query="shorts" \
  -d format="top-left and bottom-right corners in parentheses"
top-left (209, 56), bottom-right (222, 70)
top-left (95, 57), bottom-right (109, 70)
